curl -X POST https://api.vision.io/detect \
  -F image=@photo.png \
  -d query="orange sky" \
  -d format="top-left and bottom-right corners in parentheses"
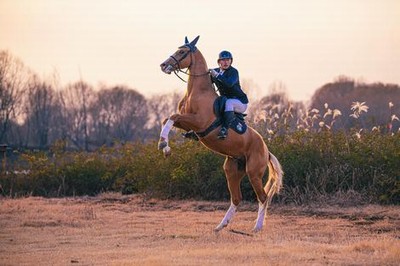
top-left (1, 0), bottom-right (399, 102)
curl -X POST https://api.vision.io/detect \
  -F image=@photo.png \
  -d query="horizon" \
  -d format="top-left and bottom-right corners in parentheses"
top-left (1, 0), bottom-right (399, 102)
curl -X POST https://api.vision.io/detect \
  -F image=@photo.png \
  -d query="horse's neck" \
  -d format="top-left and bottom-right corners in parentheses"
top-left (187, 51), bottom-right (214, 96)
top-left (183, 50), bottom-right (216, 128)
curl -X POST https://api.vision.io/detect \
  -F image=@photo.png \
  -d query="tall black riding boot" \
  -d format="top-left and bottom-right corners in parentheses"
top-left (218, 111), bottom-right (235, 140)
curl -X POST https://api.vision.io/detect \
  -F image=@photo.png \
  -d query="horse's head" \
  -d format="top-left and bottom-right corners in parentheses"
top-left (160, 36), bottom-right (200, 74)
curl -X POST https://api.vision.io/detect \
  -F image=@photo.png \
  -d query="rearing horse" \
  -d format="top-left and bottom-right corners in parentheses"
top-left (158, 36), bottom-right (283, 233)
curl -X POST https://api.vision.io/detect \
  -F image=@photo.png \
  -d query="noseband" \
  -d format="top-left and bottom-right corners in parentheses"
top-left (169, 49), bottom-right (191, 71)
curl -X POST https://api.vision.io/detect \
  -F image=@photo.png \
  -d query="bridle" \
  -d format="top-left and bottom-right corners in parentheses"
top-left (168, 48), bottom-right (210, 83)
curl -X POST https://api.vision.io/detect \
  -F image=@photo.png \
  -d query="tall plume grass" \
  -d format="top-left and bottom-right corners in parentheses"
top-left (248, 100), bottom-right (399, 204)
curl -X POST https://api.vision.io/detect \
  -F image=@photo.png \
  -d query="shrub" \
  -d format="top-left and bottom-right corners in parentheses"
top-left (1, 129), bottom-right (399, 204)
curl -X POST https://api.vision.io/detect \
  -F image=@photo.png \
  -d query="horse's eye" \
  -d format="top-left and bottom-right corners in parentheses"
top-left (179, 50), bottom-right (185, 54)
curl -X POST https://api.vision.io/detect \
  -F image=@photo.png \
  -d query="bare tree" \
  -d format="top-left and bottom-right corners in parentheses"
top-left (147, 92), bottom-right (182, 126)
top-left (146, 92), bottom-right (183, 139)
top-left (59, 81), bottom-right (95, 150)
top-left (0, 51), bottom-right (31, 143)
top-left (23, 76), bottom-right (57, 149)
top-left (90, 85), bottom-right (148, 145)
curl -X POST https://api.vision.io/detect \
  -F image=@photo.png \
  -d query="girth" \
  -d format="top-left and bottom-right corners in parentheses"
top-left (195, 118), bottom-right (223, 138)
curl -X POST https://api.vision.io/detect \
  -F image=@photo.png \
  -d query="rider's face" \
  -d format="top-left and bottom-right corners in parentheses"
top-left (218, 58), bottom-right (232, 70)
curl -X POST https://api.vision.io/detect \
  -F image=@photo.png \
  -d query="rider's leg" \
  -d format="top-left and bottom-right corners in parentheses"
top-left (218, 99), bottom-right (247, 139)
top-left (218, 111), bottom-right (235, 139)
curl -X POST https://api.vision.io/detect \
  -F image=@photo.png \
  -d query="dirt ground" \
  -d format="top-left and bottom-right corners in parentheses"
top-left (0, 194), bottom-right (399, 266)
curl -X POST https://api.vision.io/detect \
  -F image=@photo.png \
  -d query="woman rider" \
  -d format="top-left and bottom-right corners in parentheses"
top-left (210, 50), bottom-right (249, 139)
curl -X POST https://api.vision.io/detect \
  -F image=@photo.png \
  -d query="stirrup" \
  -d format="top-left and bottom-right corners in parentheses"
top-left (182, 130), bottom-right (199, 141)
top-left (217, 127), bottom-right (228, 139)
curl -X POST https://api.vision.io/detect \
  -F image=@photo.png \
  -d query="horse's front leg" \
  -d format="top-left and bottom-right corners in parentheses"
top-left (158, 118), bottom-right (174, 156)
top-left (157, 114), bottom-right (195, 157)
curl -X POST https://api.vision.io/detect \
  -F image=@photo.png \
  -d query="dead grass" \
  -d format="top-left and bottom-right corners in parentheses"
top-left (0, 193), bottom-right (399, 265)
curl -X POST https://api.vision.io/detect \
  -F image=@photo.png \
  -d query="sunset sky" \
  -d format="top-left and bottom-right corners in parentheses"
top-left (1, 0), bottom-right (399, 102)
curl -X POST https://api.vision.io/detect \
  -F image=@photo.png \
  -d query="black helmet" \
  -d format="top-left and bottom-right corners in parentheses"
top-left (218, 50), bottom-right (233, 61)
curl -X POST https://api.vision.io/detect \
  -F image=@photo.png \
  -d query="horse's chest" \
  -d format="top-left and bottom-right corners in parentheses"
top-left (181, 103), bottom-right (197, 114)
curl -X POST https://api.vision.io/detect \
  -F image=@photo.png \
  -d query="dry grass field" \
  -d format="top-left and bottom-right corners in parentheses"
top-left (0, 193), bottom-right (399, 266)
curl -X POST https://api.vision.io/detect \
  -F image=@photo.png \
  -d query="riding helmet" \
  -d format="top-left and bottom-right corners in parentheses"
top-left (218, 50), bottom-right (233, 61)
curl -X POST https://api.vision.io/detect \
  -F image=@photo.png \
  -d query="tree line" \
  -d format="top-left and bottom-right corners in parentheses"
top-left (1, 50), bottom-right (182, 150)
top-left (1, 50), bottom-right (400, 152)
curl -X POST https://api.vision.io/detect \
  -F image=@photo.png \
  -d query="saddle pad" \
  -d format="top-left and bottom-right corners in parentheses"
top-left (230, 118), bottom-right (247, 135)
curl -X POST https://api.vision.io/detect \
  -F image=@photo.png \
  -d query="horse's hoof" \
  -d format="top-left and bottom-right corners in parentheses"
top-left (214, 227), bottom-right (223, 233)
top-left (252, 226), bottom-right (263, 233)
top-left (163, 146), bottom-right (172, 157)
top-left (214, 223), bottom-right (227, 232)
top-left (158, 141), bottom-right (167, 150)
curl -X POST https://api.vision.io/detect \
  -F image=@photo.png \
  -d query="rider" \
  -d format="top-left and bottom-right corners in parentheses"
top-left (210, 50), bottom-right (249, 139)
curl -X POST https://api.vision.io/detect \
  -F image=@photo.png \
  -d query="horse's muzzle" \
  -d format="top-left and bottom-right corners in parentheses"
top-left (160, 63), bottom-right (174, 74)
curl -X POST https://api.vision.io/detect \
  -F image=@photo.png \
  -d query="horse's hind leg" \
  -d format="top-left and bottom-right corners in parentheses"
top-left (246, 154), bottom-right (269, 233)
top-left (215, 157), bottom-right (245, 232)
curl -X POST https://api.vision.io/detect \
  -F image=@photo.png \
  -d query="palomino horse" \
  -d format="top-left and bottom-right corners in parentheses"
top-left (158, 36), bottom-right (283, 233)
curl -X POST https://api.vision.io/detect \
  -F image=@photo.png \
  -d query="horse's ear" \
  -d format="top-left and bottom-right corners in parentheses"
top-left (179, 35), bottom-right (200, 51)
top-left (190, 35), bottom-right (200, 47)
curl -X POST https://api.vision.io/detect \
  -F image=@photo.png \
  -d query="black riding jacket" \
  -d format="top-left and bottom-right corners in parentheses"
top-left (211, 66), bottom-right (249, 104)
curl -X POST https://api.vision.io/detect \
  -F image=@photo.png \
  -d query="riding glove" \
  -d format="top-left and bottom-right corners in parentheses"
top-left (209, 69), bottom-right (219, 78)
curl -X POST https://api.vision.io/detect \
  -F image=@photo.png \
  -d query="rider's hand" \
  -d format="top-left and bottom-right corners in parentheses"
top-left (209, 69), bottom-right (219, 78)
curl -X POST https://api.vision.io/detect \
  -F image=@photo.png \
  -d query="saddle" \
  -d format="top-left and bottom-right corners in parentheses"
top-left (194, 96), bottom-right (248, 138)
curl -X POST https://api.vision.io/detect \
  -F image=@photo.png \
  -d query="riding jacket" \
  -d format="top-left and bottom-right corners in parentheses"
top-left (211, 66), bottom-right (249, 104)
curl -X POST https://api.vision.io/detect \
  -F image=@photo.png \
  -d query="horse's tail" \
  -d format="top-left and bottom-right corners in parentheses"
top-left (264, 151), bottom-right (283, 204)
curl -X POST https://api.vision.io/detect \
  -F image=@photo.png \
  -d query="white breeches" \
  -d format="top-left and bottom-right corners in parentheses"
top-left (225, 99), bottom-right (247, 113)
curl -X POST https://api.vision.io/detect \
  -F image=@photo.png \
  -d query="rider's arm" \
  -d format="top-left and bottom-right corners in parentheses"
top-left (215, 68), bottom-right (239, 88)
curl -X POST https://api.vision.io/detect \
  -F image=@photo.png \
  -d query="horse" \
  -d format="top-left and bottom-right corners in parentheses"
top-left (158, 36), bottom-right (283, 233)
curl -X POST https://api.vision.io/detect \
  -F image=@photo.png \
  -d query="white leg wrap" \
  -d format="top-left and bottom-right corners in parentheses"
top-left (253, 201), bottom-right (267, 232)
top-left (160, 119), bottom-right (174, 141)
top-left (215, 203), bottom-right (237, 231)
